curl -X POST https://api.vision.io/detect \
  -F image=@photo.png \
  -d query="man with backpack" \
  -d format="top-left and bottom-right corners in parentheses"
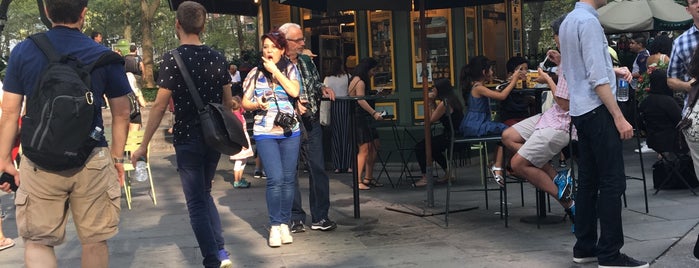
top-left (0, 0), bottom-right (131, 267)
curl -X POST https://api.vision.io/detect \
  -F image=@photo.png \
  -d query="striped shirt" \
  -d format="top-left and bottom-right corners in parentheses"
top-left (667, 25), bottom-right (699, 83)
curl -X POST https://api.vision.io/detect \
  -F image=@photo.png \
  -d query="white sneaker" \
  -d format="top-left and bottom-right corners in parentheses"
top-left (268, 226), bottom-right (282, 247)
top-left (634, 144), bottom-right (654, 154)
top-left (280, 224), bottom-right (293, 244)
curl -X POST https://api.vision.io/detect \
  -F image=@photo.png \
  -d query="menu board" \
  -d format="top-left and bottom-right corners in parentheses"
top-left (368, 11), bottom-right (395, 91)
top-left (411, 9), bottom-right (454, 88)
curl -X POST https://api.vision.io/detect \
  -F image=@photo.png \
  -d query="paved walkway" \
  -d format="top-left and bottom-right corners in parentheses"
top-left (0, 142), bottom-right (698, 267)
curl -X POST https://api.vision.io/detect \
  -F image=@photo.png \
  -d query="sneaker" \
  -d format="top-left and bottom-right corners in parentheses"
top-left (634, 143), bottom-right (654, 154)
top-left (572, 249), bottom-right (596, 264)
top-left (268, 226), bottom-right (281, 247)
top-left (559, 160), bottom-right (567, 168)
top-left (311, 219), bottom-right (337, 231)
top-left (233, 179), bottom-right (251, 188)
top-left (554, 169), bottom-right (572, 201)
top-left (290, 220), bottom-right (305, 233)
top-left (218, 249), bottom-right (232, 268)
top-left (598, 253), bottom-right (648, 268)
top-left (253, 170), bottom-right (263, 178)
top-left (280, 223), bottom-right (293, 244)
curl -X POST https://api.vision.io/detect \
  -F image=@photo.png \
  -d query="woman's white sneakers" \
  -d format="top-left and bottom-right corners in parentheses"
top-left (280, 224), bottom-right (293, 244)
top-left (269, 224), bottom-right (293, 247)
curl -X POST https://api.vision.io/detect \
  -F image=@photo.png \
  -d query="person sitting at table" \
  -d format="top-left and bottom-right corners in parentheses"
top-left (348, 57), bottom-right (384, 190)
top-left (500, 56), bottom-right (536, 126)
top-left (414, 78), bottom-right (464, 187)
top-left (500, 14), bottom-right (576, 214)
top-left (459, 55), bottom-right (523, 187)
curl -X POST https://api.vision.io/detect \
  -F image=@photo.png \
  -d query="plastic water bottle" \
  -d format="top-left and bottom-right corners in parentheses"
top-left (617, 79), bottom-right (629, 102)
top-left (133, 157), bottom-right (148, 182)
top-left (89, 126), bottom-right (103, 141)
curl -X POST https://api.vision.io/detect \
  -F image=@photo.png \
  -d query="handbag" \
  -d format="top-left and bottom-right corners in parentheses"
top-left (171, 50), bottom-right (247, 155)
top-left (678, 83), bottom-right (699, 142)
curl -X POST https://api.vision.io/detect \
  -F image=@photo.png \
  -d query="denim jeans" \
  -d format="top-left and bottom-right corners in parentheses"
top-left (257, 135), bottom-right (301, 225)
top-left (175, 136), bottom-right (224, 268)
top-left (293, 120), bottom-right (331, 223)
top-left (571, 105), bottom-right (626, 262)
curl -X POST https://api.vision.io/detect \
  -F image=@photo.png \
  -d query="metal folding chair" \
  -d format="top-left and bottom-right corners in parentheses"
top-left (122, 130), bottom-right (157, 209)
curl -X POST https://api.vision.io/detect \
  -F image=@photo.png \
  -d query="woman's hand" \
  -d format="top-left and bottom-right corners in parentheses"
top-left (372, 111), bottom-right (383, 120)
top-left (261, 57), bottom-right (280, 76)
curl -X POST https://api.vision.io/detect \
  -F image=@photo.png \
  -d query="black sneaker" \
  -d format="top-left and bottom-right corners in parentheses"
top-left (290, 220), bottom-right (305, 233)
top-left (253, 170), bottom-right (267, 179)
top-left (598, 254), bottom-right (648, 268)
top-left (311, 219), bottom-right (337, 231)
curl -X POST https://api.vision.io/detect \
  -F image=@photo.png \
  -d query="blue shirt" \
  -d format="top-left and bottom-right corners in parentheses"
top-left (559, 2), bottom-right (617, 116)
top-left (4, 26), bottom-right (131, 147)
top-left (667, 25), bottom-right (699, 83)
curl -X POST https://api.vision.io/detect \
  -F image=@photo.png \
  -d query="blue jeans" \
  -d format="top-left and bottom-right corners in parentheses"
top-left (293, 120), bottom-right (331, 223)
top-left (257, 135), bottom-right (301, 225)
top-left (571, 105), bottom-right (626, 262)
top-left (175, 136), bottom-right (224, 268)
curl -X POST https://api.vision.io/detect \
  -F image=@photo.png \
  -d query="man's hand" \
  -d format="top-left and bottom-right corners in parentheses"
top-left (614, 117), bottom-right (634, 140)
top-left (297, 100), bottom-right (308, 115)
top-left (322, 87), bottom-right (336, 101)
top-left (546, 50), bottom-right (561, 65)
top-left (0, 161), bottom-right (19, 193)
top-left (614, 66), bottom-right (633, 82)
top-left (115, 163), bottom-right (125, 186)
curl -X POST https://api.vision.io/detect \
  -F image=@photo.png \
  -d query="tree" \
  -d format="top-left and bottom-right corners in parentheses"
top-left (140, 0), bottom-right (160, 88)
top-left (523, 0), bottom-right (576, 61)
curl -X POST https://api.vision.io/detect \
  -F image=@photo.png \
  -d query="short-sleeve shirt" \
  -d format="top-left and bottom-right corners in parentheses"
top-left (242, 66), bottom-right (300, 140)
top-left (3, 26), bottom-right (131, 147)
top-left (157, 45), bottom-right (232, 144)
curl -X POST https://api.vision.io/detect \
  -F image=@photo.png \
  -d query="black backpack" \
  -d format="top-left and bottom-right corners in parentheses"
top-left (21, 33), bottom-right (124, 171)
top-left (124, 54), bottom-right (142, 75)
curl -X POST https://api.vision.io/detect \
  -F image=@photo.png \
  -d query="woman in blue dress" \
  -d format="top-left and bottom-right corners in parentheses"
top-left (459, 56), bottom-right (524, 186)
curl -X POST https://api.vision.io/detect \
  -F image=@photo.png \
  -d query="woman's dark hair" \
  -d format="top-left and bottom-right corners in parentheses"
top-left (434, 78), bottom-right (463, 113)
top-left (352, 58), bottom-right (378, 92)
top-left (550, 13), bottom-right (567, 36)
top-left (460, 56), bottom-right (491, 100)
top-left (647, 34), bottom-right (673, 56)
top-left (506, 56), bottom-right (528, 74)
top-left (261, 30), bottom-right (288, 51)
top-left (329, 59), bottom-right (346, 77)
top-left (649, 69), bottom-right (672, 96)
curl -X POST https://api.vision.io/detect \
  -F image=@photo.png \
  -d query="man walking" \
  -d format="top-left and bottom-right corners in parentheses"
top-left (560, 1), bottom-right (648, 267)
top-left (0, 0), bottom-right (131, 267)
top-left (278, 22), bottom-right (338, 232)
top-left (131, 2), bottom-right (235, 267)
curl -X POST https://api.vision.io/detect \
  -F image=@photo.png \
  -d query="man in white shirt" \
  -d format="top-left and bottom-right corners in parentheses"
top-left (229, 63), bottom-right (241, 84)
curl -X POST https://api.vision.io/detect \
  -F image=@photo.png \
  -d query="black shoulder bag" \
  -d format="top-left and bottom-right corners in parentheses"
top-left (171, 49), bottom-right (246, 155)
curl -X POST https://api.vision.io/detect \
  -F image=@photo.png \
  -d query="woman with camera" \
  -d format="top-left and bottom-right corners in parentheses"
top-left (348, 58), bottom-right (383, 190)
top-left (241, 30), bottom-right (301, 248)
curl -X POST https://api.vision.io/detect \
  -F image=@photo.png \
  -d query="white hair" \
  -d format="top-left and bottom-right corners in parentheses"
top-left (278, 23), bottom-right (301, 35)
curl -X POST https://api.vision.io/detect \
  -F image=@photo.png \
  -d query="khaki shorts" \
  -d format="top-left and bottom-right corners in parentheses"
top-left (518, 127), bottom-right (570, 168)
top-left (15, 147), bottom-right (121, 246)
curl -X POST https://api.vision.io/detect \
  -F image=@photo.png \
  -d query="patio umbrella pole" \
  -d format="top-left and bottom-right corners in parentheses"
top-left (419, 0), bottom-right (434, 208)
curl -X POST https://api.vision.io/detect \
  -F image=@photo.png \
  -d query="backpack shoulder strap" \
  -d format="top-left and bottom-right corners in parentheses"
top-left (28, 33), bottom-right (60, 63)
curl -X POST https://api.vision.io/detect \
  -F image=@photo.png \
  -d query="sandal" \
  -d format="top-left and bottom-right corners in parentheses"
top-left (362, 178), bottom-right (384, 187)
top-left (490, 166), bottom-right (505, 187)
top-left (0, 237), bottom-right (15, 251)
top-left (358, 181), bottom-right (371, 190)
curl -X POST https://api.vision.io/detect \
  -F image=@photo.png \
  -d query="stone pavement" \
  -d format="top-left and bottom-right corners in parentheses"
top-left (0, 142), bottom-right (698, 267)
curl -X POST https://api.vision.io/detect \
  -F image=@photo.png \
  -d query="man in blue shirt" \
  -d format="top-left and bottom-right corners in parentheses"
top-left (0, 0), bottom-right (131, 267)
top-left (560, 1), bottom-right (648, 267)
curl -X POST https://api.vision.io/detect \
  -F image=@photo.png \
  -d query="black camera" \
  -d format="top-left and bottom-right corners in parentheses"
top-left (274, 112), bottom-right (297, 136)
top-left (0, 172), bottom-right (18, 192)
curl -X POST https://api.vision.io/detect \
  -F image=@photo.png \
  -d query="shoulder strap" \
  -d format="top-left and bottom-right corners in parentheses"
top-left (90, 51), bottom-right (124, 71)
top-left (28, 33), bottom-right (60, 63)
top-left (171, 49), bottom-right (205, 110)
top-left (348, 76), bottom-right (359, 96)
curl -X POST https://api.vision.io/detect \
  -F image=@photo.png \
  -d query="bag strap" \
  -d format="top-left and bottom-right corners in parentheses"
top-left (688, 83), bottom-right (699, 111)
top-left (348, 76), bottom-right (359, 96)
top-left (171, 49), bottom-right (205, 111)
top-left (28, 33), bottom-right (60, 63)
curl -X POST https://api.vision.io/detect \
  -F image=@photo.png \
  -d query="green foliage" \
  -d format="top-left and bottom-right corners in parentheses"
top-left (141, 87), bottom-right (158, 102)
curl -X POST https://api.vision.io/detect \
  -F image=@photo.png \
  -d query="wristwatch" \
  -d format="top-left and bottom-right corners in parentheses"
top-left (113, 157), bottom-right (125, 164)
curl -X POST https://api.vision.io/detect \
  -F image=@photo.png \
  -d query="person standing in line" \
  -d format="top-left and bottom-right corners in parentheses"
top-left (559, 1), bottom-right (647, 267)
top-left (323, 59), bottom-right (353, 174)
top-left (90, 31), bottom-right (102, 44)
top-left (668, 0), bottom-right (699, 181)
top-left (278, 23), bottom-right (338, 233)
top-left (0, 0), bottom-right (131, 266)
top-left (130, 2), bottom-right (234, 267)
top-left (241, 29), bottom-right (301, 247)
